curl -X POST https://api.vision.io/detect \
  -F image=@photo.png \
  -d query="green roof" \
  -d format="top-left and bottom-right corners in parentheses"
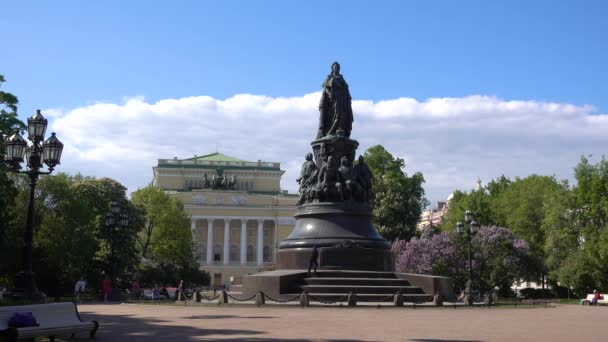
top-left (185, 152), bottom-right (250, 163)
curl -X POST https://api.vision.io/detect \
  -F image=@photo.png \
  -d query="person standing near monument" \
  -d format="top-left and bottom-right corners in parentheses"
top-left (308, 245), bottom-right (319, 277)
top-left (318, 62), bottom-right (354, 139)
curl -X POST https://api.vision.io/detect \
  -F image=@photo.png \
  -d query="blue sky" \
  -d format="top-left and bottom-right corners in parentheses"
top-left (2, 1), bottom-right (608, 203)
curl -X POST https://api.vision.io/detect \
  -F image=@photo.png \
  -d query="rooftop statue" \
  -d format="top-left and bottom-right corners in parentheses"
top-left (317, 62), bottom-right (354, 139)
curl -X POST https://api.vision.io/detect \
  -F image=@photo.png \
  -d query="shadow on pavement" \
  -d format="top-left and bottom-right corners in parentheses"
top-left (75, 311), bottom-right (381, 342)
top-left (408, 339), bottom-right (485, 342)
top-left (78, 312), bottom-right (263, 341)
top-left (184, 315), bottom-right (275, 320)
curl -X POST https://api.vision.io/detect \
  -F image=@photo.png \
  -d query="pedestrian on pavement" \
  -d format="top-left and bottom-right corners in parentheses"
top-left (74, 277), bottom-right (86, 303)
top-left (103, 275), bottom-right (112, 303)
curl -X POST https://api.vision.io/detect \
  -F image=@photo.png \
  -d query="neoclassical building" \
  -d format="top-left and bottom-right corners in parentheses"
top-left (153, 152), bottom-right (298, 287)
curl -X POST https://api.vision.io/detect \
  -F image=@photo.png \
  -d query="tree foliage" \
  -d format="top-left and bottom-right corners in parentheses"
top-left (363, 145), bottom-right (427, 241)
top-left (0, 75), bottom-right (24, 287)
top-left (132, 184), bottom-right (194, 268)
top-left (437, 157), bottom-right (608, 296)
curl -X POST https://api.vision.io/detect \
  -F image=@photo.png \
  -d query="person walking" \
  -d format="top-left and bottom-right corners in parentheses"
top-left (102, 275), bottom-right (112, 303)
top-left (74, 277), bottom-right (86, 303)
top-left (308, 245), bottom-right (319, 277)
top-left (131, 279), bottom-right (141, 300)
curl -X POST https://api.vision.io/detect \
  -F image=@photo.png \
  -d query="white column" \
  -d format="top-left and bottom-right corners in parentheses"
top-left (240, 219), bottom-right (247, 265)
top-left (190, 219), bottom-right (196, 242)
top-left (273, 219), bottom-right (278, 263)
top-left (206, 219), bottom-right (213, 265)
top-left (257, 219), bottom-right (264, 266)
top-left (223, 219), bottom-right (230, 265)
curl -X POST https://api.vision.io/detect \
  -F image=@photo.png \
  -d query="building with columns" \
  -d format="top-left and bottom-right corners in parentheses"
top-left (153, 152), bottom-right (298, 287)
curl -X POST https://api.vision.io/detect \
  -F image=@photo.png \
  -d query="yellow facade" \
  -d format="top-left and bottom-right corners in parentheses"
top-left (153, 153), bottom-right (298, 287)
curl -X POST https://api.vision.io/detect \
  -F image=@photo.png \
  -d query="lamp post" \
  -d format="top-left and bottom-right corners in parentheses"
top-left (1, 110), bottom-right (64, 298)
top-left (456, 210), bottom-right (479, 296)
top-left (103, 200), bottom-right (129, 299)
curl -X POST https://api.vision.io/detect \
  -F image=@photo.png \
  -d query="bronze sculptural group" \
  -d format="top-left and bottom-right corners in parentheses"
top-left (296, 62), bottom-right (373, 206)
top-left (296, 153), bottom-right (373, 205)
top-left (190, 169), bottom-right (237, 191)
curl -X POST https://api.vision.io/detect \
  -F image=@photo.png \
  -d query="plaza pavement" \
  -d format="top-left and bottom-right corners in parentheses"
top-left (72, 302), bottom-right (608, 342)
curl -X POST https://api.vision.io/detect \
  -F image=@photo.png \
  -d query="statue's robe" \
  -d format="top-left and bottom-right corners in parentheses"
top-left (318, 73), bottom-right (354, 138)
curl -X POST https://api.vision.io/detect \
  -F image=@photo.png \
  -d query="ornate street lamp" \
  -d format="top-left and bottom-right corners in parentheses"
top-left (456, 210), bottom-right (479, 301)
top-left (103, 200), bottom-right (129, 300)
top-left (1, 110), bottom-right (64, 298)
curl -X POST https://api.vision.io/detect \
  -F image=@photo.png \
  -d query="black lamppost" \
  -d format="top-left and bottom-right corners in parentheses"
top-left (103, 201), bottom-right (129, 287)
top-left (1, 110), bottom-right (64, 298)
top-left (456, 210), bottom-right (479, 296)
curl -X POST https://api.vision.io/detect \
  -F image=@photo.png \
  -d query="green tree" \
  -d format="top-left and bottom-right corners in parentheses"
top-left (0, 75), bottom-right (24, 287)
top-left (548, 156), bottom-right (608, 293)
top-left (73, 177), bottom-right (144, 284)
top-left (363, 145), bottom-right (427, 241)
top-left (439, 188), bottom-right (495, 232)
top-left (31, 174), bottom-right (99, 297)
top-left (0, 74), bottom-right (25, 135)
top-left (496, 175), bottom-right (567, 284)
top-left (131, 184), bottom-right (194, 267)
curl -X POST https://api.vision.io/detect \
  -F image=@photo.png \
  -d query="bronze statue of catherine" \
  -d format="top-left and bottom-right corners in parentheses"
top-left (317, 61), bottom-right (354, 139)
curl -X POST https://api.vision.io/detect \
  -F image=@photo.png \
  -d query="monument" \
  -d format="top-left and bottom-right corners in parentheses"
top-left (240, 62), bottom-right (453, 302)
top-left (277, 61), bottom-right (393, 271)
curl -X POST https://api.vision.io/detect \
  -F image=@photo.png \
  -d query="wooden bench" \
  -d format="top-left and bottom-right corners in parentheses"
top-left (0, 302), bottom-right (99, 341)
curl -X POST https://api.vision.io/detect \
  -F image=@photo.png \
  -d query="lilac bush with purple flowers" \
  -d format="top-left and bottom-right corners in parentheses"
top-left (393, 225), bottom-right (531, 293)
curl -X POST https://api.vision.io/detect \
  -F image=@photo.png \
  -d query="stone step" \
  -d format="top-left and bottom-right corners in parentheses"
top-left (229, 284), bottom-right (243, 292)
top-left (298, 293), bottom-right (435, 303)
top-left (300, 284), bottom-right (424, 295)
top-left (305, 277), bottom-right (411, 286)
top-left (307, 270), bottom-right (398, 279)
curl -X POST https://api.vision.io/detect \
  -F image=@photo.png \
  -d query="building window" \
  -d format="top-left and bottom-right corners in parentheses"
top-left (230, 244), bottom-right (238, 262)
top-left (198, 245), bottom-right (206, 262)
top-left (247, 244), bottom-right (254, 262)
top-left (214, 244), bottom-right (222, 262)
top-left (263, 246), bottom-right (270, 262)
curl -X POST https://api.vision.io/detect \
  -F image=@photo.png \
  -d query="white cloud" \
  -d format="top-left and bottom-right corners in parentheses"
top-left (47, 93), bottom-right (608, 204)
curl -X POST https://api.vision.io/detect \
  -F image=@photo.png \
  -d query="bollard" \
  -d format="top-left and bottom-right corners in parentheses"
top-left (347, 292), bottom-right (357, 306)
top-left (177, 290), bottom-right (183, 302)
top-left (255, 292), bottom-right (265, 307)
top-left (221, 290), bottom-right (229, 304)
top-left (193, 290), bottom-right (200, 303)
top-left (299, 292), bottom-right (309, 308)
top-left (483, 293), bottom-right (492, 306)
top-left (463, 294), bottom-right (472, 306)
top-left (393, 293), bottom-right (403, 307)
top-left (433, 294), bottom-right (443, 307)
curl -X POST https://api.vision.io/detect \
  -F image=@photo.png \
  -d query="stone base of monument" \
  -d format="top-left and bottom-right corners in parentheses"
top-left (276, 247), bottom-right (394, 271)
top-left (239, 269), bottom-right (455, 303)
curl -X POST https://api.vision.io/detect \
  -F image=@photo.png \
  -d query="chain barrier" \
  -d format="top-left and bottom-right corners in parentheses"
top-left (263, 293), bottom-right (302, 303)
top-left (199, 293), bottom-right (221, 302)
top-left (361, 294), bottom-right (396, 303)
top-left (308, 294), bottom-right (349, 305)
top-left (226, 293), bottom-right (258, 302)
top-left (408, 295), bottom-right (434, 304)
